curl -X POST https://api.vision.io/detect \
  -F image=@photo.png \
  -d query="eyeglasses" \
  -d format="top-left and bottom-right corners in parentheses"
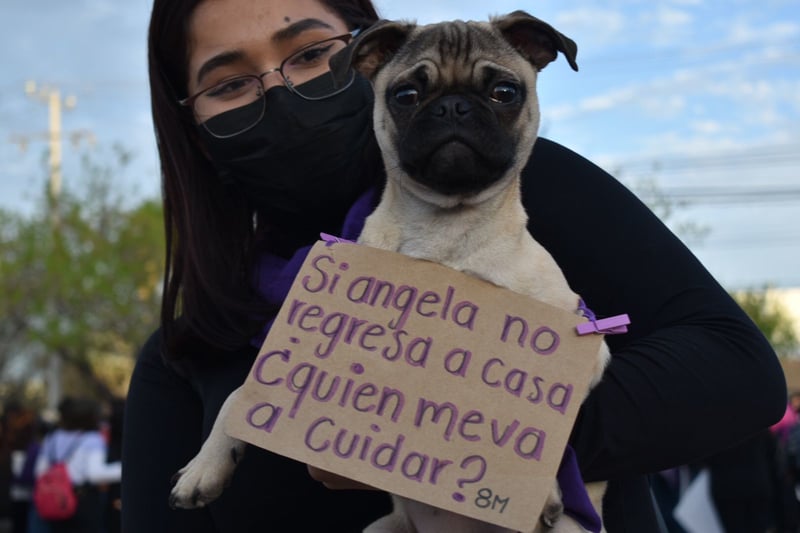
top-left (180, 30), bottom-right (359, 138)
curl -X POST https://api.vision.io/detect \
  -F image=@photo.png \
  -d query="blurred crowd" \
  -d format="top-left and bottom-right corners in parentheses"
top-left (0, 396), bottom-right (123, 533)
top-left (2, 391), bottom-right (800, 533)
top-left (653, 391), bottom-right (800, 533)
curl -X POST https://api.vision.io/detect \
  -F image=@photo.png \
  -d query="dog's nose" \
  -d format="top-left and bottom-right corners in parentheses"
top-left (433, 95), bottom-right (472, 119)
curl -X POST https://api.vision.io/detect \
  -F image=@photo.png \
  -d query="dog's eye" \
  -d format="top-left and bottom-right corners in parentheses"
top-left (489, 82), bottom-right (519, 104)
top-left (394, 86), bottom-right (420, 106)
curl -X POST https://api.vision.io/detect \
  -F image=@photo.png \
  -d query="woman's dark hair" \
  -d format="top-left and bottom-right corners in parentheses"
top-left (147, 1), bottom-right (381, 358)
top-left (58, 397), bottom-right (101, 431)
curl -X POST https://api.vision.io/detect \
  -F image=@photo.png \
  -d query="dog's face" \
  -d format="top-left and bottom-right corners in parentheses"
top-left (332, 11), bottom-right (578, 207)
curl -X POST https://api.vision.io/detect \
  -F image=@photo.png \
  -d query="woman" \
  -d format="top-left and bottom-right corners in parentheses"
top-left (122, 0), bottom-right (787, 531)
top-left (36, 397), bottom-right (121, 533)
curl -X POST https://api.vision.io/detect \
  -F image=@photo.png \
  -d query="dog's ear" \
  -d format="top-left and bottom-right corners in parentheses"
top-left (491, 10), bottom-right (579, 72)
top-left (330, 20), bottom-right (416, 84)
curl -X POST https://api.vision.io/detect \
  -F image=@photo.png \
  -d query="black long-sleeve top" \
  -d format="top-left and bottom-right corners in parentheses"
top-left (122, 138), bottom-right (786, 532)
top-left (524, 139), bottom-right (786, 530)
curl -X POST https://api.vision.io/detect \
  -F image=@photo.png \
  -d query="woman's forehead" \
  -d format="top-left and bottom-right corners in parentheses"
top-left (188, 0), bottom-right (344, 53)
top-left (187, 0), bottom-right (347, 87)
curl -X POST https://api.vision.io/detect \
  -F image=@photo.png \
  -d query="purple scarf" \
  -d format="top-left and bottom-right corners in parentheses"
top-left (252, 187), bottom-right (602, 532)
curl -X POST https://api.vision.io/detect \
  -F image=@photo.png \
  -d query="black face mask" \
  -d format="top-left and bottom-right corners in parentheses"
top-left (199, 75), bottom-right (376, 238)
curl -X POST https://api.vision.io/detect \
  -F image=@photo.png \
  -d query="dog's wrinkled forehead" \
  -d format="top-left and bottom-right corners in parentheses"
top-left (329, 11), bottom-right (578, 89)
top-left (387, 21), bottom-right (526, 85)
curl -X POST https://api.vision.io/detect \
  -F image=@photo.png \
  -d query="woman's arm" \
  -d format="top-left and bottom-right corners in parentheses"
top-left (122, 330), bottom-right (217, 533)
top-left (34, 440), bottom-right (49, 478)
top-left (123, 329), bottom-right (393, 532)
top-left (523, 138), bottom-right (786, 481)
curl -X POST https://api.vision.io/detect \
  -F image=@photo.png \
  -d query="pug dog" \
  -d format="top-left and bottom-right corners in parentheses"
top-left (170, 10), bottom-right (610, 533)
top-left (332, 11), bottom-right (610, 533)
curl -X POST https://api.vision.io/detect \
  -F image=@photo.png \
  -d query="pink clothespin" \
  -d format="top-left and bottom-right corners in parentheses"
top-left (576, 299), bottom-right (631, 336)
top-left (576, 314), bottom-right (631, 335)
top-left (320, 233), bottom-right (355, 245)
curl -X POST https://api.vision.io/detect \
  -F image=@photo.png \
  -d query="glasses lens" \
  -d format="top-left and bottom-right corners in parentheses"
top-left (283, 37), bottom-right (354, 99)
top-left (195, 76), bottom-right (264, 137)
top-left (202, 98), bottom-right (265, 138)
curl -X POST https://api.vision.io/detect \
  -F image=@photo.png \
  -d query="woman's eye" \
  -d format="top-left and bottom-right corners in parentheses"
top-left (394, 86), bottom-right (420, 106)
top-left (205, 77), bottom-right (257, 100)
top-left (489, 82), bottom-right (519, 104)
top-left (289, 43), bottom-right (334, 68)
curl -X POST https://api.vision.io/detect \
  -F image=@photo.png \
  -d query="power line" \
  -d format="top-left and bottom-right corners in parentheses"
top-left (608, 145), bottom-right (800, 194)
top-left (613, 145), bottom-right (800, 173)
top-left (697, 233), bottom-right (800, 249)
top-left (639, 187), bottom-right (800, 205)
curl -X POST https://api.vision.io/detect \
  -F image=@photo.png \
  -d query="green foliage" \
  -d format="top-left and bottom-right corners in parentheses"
top-left (0, 145), bottom-right (164, 401)
top-left (733, 288), bottom-right (800, 357)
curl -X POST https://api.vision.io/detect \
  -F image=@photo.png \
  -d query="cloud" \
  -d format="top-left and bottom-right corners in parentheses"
top-left (375, 1), bottom-right (538, 24)
top-left (641, 95), bottom-right (688, 118)
top-left (545, 75), bottom-right (685, 122)
top-left (635, 6), bottom-right (695, 46)
top-left (546, 34), bottom-right (799, 125)
top-left (669, 0), bottom-right (704, 5)
top-left (690, 120), bottom-right (724, 135)
top-left (653, 6), bottom-right (694, 27)
top-left (554, 8), bottom-right (627, 46)
top-left (726, 19), bottom-right (800, 45)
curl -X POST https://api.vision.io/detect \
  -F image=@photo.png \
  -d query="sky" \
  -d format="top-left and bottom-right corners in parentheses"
top-left (1, 0), bottom-right (799, 289)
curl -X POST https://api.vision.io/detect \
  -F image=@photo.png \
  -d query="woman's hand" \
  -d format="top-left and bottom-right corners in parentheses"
top-left (306, 465), bottom-right (378, 490)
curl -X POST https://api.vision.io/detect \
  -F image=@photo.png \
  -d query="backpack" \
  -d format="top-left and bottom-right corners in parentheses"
top-left (33, 433), bottom-right (83, 521)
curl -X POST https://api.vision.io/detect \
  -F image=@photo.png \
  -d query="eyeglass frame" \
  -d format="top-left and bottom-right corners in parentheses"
top-left (178, 29), bottom-right (361, 138)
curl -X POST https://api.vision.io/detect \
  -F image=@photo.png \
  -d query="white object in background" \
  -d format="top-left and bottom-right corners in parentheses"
top-left (673, 469), bottom-right (724, 533)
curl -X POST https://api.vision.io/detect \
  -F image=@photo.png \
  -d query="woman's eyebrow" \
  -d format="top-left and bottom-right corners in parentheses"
top-left (194, 18), bottom-right (336, 88)
top-left (195, 50), bottom-right (245, 87)
top-left (271, 18), bottom-right (335, 43)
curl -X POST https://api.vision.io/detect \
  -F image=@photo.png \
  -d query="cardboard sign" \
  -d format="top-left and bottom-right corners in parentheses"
top-left (226, 241), bottom-right (602, 532)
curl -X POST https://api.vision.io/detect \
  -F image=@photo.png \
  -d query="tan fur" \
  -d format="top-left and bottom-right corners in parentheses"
top-left (353, 13), bottom-right (610, 533)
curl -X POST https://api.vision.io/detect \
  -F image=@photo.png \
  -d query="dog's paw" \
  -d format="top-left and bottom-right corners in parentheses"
top-left (531, 484), bottom-right (565, 532)
top-left (168, 440), bottom-right (244, 509)
top-left (169, 459), bottom-right (231, 509)
top-left (540, 498), bottom-right (564, 528)
top-left (363, 513), bottom-right (415, 533)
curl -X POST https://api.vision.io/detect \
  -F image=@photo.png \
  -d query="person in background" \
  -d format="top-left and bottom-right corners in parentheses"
top-left (35, 398), bottom-right (120, 533)
top-left (1, 401), bottom-right (36, 533)
top-left (772, 399), bottom-right (799, 448)
top-left (789, 391), bottom-right (800, 416)
top-left (15, 414), bottom-right (52, 533)
top-left (707, 428), bottom-right (785, 533)
top-left (102, 399), bottom-right (123, 533)
top-left (122, 1), bottom-right (788, 531)
top-left (778, 394), bottom-right (800, 530)
top-left (650, 466), bottom-right (693, 533)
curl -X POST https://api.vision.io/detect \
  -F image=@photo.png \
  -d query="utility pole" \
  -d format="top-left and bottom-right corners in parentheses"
top-left (19, 81), bottom-right (93, 412)
top-left (23, 82), bottom-right (81, 218)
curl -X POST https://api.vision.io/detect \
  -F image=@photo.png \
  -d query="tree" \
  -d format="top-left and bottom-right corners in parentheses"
top-left (732, 288), bottom-right (799, 358)
top-left (0, 145), bottom-right (164, 403)
top-left (615, 164), bottom-right (798, 358)
top-left (612, 168), bottom-right (710, 246)
top-left (627, 176), bottom-right (710, 245)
